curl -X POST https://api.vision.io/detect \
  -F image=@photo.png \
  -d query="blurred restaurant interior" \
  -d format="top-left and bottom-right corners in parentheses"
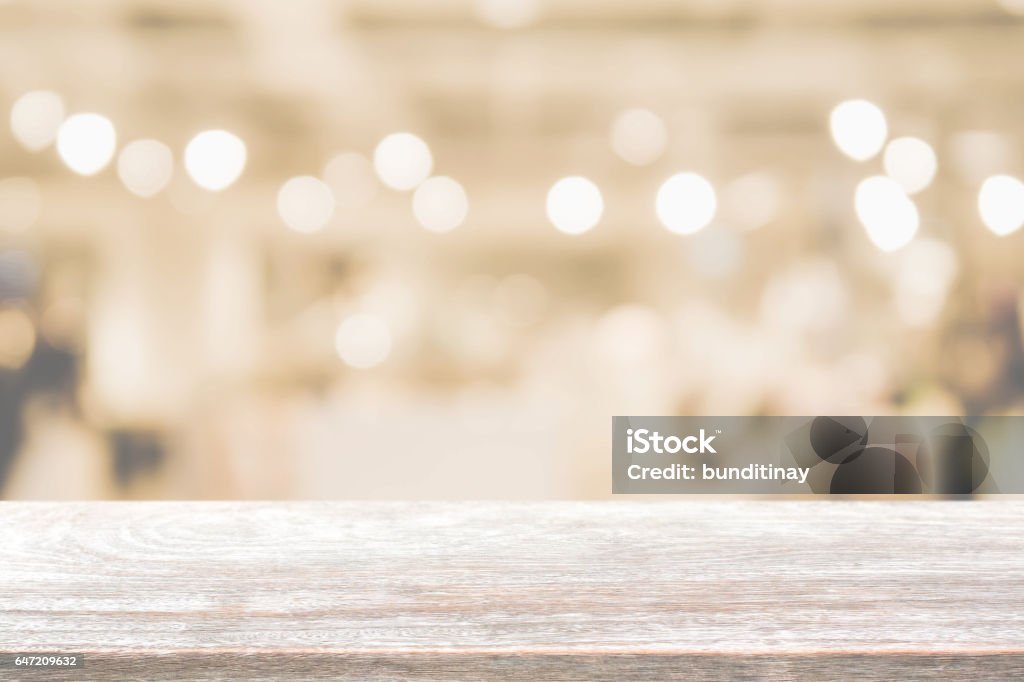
top-left (0, 0), bottom-right (1023, 499)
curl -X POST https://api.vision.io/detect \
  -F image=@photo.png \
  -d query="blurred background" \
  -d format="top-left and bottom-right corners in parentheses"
top-left (0, 0), bottom-right (1023, 499)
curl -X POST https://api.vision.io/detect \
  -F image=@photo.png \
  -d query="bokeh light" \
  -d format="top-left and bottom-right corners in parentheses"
top-left (277, 175), bottom-right (335, 234)
top-left (610, 108), bottom-right (667, 166)
top-left (854, 175), bottom-right (919, 252)
top-left (117, 139), bottom-right (174, 198)
top-left (412, 176), bottom-right (468, 233)
top-left (829, 99), bottom-right (887, 161)
top-left (978, 175), bottom-right (1024, 237)
top-left (373, 133), bottom-right (433, 191)
top-left (335, 313), bottom-right (393, 369)
top-left (0, 177), bottom-right (42, 233)
top-left (56, 113), bottom-right (117, 175)
top-left (883, 137), bottom-right (937, 195)
top-left (323, 152), bottom-right (378, 209)
top-left (546, 176), bottom-right (603, 235)
top-left (9, 90), bottom-right (64, 152)
top-left (184, 129), bottom-right (247, 191)
top-left (656, 172), bottom-right (717, 235)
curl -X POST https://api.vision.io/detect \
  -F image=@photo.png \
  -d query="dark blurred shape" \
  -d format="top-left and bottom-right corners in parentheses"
top-left (23, 337), bottom-right (78, 400)
top-left (919, 423), bottom-right (991, 494)
top-left (109, 430), bottom-right (165, 487)
top-left (0, 251), bottom-right (38, 302)
top-left (0, 371), bottom-right (25, 492)
top-left (0, 332), bottom-right (81, 492)
top-left (809, 416), bottom-right (868, 464)
top-left (987, 291), bottom-right (1024, 409)
top-left (830, 446), bottom-right (923, 494)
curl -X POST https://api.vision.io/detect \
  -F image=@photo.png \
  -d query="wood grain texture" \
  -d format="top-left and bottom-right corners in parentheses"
top-left (1, 501), bottom-right (1022, 680)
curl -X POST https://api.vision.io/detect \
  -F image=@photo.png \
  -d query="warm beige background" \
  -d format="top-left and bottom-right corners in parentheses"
top-left (0, 0), bottom-right (1022, 499)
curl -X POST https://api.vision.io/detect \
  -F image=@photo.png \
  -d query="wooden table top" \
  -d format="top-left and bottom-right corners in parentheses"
top-left (1, 501), bottom-right (1022, 680)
